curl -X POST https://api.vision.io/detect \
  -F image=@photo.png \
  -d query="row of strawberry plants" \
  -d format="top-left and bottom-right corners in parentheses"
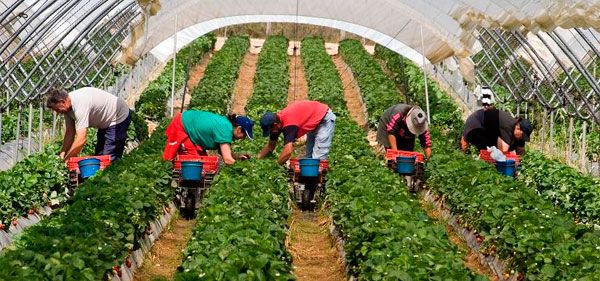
top-left (246, 35), bottom-right (289, 116)
top-left (300, 37), bottom-right (346, 113)
top-left (520, 151), bottom-right (600, 225)
top-left (176, 35), bottom-right (294, 279)
top-left (135, 34), bottom-right (216, 121)
top-left (376, 44), bottom-right (600, 230)
top-left (0, 119), bottom-right (172, 280)
top-left (338, 39), bottom-right (403, 126)
top-left (0, 111), bottom-right (147, 231)
top-left (303, 37), bottom-right (485, 280)
top-left (373, 44), bottom-right (600, 279)
top-left (374, 45), bottom-right (463, 133)
top-left (188, 36), bottom-right (249, 114)
top-left (427, 143), bottom-right (600, 279)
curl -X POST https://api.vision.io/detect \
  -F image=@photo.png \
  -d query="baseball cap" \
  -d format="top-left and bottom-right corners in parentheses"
top-left (519, 118), bottom-right (533, 142)
top-left (260, 112), bottom-right (277, 137)
top-left (406, 106), bottom-right (428, 136)
top-left (235, 116), bottom-right (254, 140)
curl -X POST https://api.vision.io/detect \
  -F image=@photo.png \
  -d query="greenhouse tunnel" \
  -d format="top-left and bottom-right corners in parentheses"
top-left (1, 0), bottom-right (600, 280)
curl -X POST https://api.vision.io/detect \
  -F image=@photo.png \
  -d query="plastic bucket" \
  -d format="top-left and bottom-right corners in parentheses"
top-left (181, 161), bottom-right (203, 181)
top-left (396, 156), bottom-right (416, 175)
top-left (496, 160), bottom-right (516, 177)
top-left (299, 158), bottom-right (320, 177)
top-left (78, 158), bottom-right (101, 178)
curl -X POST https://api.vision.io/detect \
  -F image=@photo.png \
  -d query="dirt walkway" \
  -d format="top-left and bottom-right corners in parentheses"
top-left (231, 52), bottom-right (259, 115)
top-left (332, 55), bottom-right (368, 129)
top-left (287, 210), bottom-right (346, 281)
top-left (171, 52), bottom-right (213, 113)
top-left (288, 54), bottom-right (309, 103)
top-left (134, 216), bottom-right (196, 281)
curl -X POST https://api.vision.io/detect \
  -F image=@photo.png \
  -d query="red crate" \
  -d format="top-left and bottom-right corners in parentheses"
top-left (479, 150), bottom-right (520, 165)
top-left (67, 155), bottom-right (111, 173)
top-left (385, 149), bottom-right (425, 163)
top-left (289, 158), bottom-right (329, 173)
top-left (173, 155), bottom-right (219, 174)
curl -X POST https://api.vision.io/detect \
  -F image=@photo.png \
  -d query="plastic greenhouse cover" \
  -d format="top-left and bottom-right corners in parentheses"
top-left (124, 0), bottom-right (600, 66)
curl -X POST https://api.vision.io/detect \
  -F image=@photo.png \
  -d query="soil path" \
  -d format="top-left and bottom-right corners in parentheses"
top-left (332, 55), bottom-right (368, 129)
top-left (171, 52), bottom-right (213, 114)
top-left (287, 43), bottom-right (309, 103)
top-left (134, 216), bottom-right (196, 281)
top-left (231, 52), bottom-right (259, 114)
top-left (287, 210), bottom-right (346, 281)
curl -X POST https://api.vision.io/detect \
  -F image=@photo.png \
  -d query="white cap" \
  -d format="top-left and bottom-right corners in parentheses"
top-left (406, 106), bottom-right (428, 135)
top-left (481, 87), bottom-right (495, 105)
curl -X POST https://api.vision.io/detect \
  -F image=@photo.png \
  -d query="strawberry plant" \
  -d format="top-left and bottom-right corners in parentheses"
top-left (520, 150), bottom-right (600, 225)
top-left (338, 39), bottom-right (403, 126)
top-left (300, 37), bottom-right (347, 114)
top-left (246, 35), bottom-right (289, 117)
top-left (427, 138), bottom-right (600, 279)
top-left (0, 144), bottom-right (65, 226)
top-left (374, 45), bottom-right (463, 134)
top-left (136, 34), bottom-right (216, 121)
top-left (303, 38), bottom-right (485, 280)
top-left (0, 120), bottom-right (173, 280)
top-left (176, 35), bottom-right (294, 280)
top-left (176, 156), bottom-right (294, 281)
top-left (188, 36), bottom-right (249, 114)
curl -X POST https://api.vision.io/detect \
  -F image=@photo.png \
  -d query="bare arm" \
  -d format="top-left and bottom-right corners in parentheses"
top-left (497, 137), bottom-right (510, 153)
top-left (387, 134), bottom-right (397, 150)
top-left (60, 119), bottom-right (76, 159)
top-left (277, 142), bottom-right (294, 165)
top-left (460, 135), bottom-right (469, 151)
top-left (423, 147), bottom-right (432, 159)
top-left (219, 143), bottom-right (236, 165)
top-left (258, 140), bottom-right (277, 159)
top-left (64, 128), bottom-right (87, 159)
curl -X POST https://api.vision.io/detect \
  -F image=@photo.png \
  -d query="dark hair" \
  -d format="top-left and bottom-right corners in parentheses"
top-left (45, 88), bottom-right (69, 108)
top-left (226, 113), bottom-right (238, 126)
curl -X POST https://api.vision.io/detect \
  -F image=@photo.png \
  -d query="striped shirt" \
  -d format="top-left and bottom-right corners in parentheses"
top-left (376, 104), bottom-right (431, 150)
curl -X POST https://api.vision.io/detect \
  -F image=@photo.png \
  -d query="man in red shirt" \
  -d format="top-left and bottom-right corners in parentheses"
top-left (258, 101), bottom-right (336, 165)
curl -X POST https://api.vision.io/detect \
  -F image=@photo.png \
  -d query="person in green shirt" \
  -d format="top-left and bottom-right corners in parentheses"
top-left (163, 110), bottom-right (254, 165)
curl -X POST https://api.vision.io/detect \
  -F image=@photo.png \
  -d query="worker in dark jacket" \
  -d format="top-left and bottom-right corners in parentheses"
top-left (162, 110), bottom-right (254, 165)
top-left (461, 108), bottom-right (533, 155)
top-left (258, 101), bottom-right (336, 165)
top-left (376, 104), bottom-right (431, 159)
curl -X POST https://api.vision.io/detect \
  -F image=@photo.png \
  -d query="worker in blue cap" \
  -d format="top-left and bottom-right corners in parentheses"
top-left (163, 110), bottom-right (254, 165)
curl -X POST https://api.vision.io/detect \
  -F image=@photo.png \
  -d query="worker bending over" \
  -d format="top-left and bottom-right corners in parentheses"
top-left (162, 110), bottom-right (254, 165)
top-left (258, 101), bottom-right (336, 165)
top-left (461, 107), bottom-right (533, 155)
top-left (376, 104), bottom-right (432, 159)
top-left (46, 87), bottom-right (132, 161)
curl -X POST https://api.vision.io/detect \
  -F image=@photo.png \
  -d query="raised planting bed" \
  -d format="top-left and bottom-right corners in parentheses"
top-left (427, 142), bottom-right (600, 279)
top-left (135, 34), bottom-right (216, 121)
top-left (246, 35), bottom-right (289, 117)
top-left (188, 36), bottom-right (249, 115)
top-left (302, 37), bottom-right (485, 280)
top-left (520, 150), bottom-right (600, 225)
top-left (0, 120), bottom-right (173, 280)
top-left (338, 39), bottom-right (402, 127)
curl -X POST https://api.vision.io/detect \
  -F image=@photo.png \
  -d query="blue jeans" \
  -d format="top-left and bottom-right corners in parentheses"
top-left (95, 111), bottom-right (132, 161)
top-left (306, 109), bottom-right (336, 159)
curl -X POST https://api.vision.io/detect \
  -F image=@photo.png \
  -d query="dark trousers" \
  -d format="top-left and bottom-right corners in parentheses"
top-left (95, 111), bottom-right (132, 161)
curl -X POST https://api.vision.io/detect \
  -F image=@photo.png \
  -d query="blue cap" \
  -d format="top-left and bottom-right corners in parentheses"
top-left (235, 116), bottom-right (254, 140)
top-left (260, 112), bottom-right (277, 137)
